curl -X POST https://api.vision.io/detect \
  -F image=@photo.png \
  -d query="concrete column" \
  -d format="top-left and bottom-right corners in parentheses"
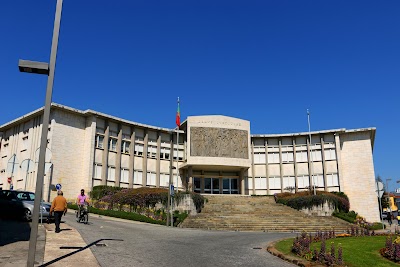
top-left (188, 166), bottom-right (193, 192)
top-left (142, 130), bottom-right (148, 187)
top-left (321, 135), bottom-right (328, 191)
top-left (115, 125), bottom-right (122, 187)
top-left (200, 171), bottom-right (205, 193)
top-left (156, 133), bottom-right (161, 187)
top-left (101, 123), bottom-right (109, 185)
top-left (169, 137), bottom-right (174, 188)
top-left (292, 137), bottom-right (298, 192)
top-left (240, 168), bottom-right (245, 195)
top-left (278, 138), bottom-right (283, 192)
top-left (128, 128), bottom-right (135, 188)
top-left (306, 136), bottom-right (313, 191)
top-left (251, 141), bottom-right (256, 195)
top-left (334, 133), bottom-right (343, 191)
top-left (265, 138), bottom-right (270, 195)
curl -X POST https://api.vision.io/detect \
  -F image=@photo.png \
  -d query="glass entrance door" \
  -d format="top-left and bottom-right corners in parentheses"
top-left (204, 178), bottom-right (220, 194)
top-left (223, 178), bottom-right (239, 194)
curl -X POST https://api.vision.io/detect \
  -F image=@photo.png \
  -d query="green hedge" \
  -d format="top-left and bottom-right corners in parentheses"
top-left (275, 191), bottom-right (350, 212)
top-left (90, 185), bottom-right (123, 200)
top-left (333, 210), bottom-right (357, 223)
top-left (67, 203), bottom-right (165, 225)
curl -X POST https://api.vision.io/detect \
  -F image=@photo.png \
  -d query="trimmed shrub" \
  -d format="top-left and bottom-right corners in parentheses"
top-left (275, 191), bottom-right (350, 212)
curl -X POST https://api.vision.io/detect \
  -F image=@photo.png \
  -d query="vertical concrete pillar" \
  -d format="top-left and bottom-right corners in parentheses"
top-left (265, 138), bottom-right (270, 195)
top-left (292, 137), bottom-right (298, 192)
top-left (115, 125), bottom-right (122, 187)
top-left (188, 166), bottom-right (193, 192)
top-left (251, 141), bottom-right (256, 195)
top-left (101, 123), bottom-right (109, 185)
top-left (156, 132), bottom-right (161, 187)
top-left (321, 135), bottom-right (328, 191)
top-left (240, 168), bottom-right (246, 195)
top-left (128, 128), bottom-right (135, 188)
top-left (278, 138), bottom-right (283, 192)
top-left (142, 130), bottom-right (148, 187)
top-left (334, 133), bottom-right (343, 191)
top-left (306, 136), bottom-right (313, 191)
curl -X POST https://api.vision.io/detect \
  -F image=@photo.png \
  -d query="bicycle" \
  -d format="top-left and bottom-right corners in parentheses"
top-left (76, 203), bottom-right (89, 224)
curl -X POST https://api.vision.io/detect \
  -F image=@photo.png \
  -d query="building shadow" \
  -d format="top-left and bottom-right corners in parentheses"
top-left (38, 238), bottom-right (124, 267)
top-left (0, 218), bottom-right (31, 246)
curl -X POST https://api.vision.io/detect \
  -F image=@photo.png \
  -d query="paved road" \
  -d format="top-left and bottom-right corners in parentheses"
top-left (63, 213), bottom-right (296, 267)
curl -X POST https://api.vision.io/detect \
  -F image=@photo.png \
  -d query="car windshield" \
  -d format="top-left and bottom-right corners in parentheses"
top-left (16, 192), bottom-right (35, 201)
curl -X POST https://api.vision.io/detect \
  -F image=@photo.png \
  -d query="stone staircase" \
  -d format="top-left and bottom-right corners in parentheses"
top-left (179, 195), bottom-right (353, 232)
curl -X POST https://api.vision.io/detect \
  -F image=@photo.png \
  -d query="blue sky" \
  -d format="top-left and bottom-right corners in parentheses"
top-left (1, 1), bottom-right (399, 190)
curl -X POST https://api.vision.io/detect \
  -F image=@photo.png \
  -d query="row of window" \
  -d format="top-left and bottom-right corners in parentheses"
top-left (253, 148), bottom-right (336, 164)
top-left (93, 164), bottom-right (179, 187)
top-left (248, 173), bottom-right (339, 190)
top-left (95, 135), bottom-right (184, 160)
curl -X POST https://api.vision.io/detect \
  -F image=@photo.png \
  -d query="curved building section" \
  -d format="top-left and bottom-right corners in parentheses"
top-left (0, 103), bottom-right (378, 222)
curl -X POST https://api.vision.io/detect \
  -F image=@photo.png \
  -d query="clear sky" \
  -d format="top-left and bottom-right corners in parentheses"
top-left (1, 1), bottom-right (399, 190)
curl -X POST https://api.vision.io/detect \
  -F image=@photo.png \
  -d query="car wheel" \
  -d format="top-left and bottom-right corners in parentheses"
top-left (24, 209), bottom-right (32, 221)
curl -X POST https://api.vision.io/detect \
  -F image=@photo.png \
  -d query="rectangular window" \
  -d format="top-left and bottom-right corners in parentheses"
top-left (324, 148), bottom-right (336, 161)
top-left (282, 176), bottom-right (296, 189)
top-left (312, 174), bottom-right (324, 187)
top-left (95, 135), bottom-right (104, 149)
top-left (134, 144), bottom-right (144, 156)
top-left (326, 173), bottom-right (339, 187)
top-left (160, 173), bottom-right (170, 187)
top-left (297, 175), bottom-right (309, 189)
top-left (121, 141), bottom-right (130, 154)
top-left (160, 148), bottom-right (170, 160)
top-left (94, 164), bottom-right (102, 179)
top-left (254, 152), bottom-right (266, 164)
top-left (147, 172), bottom-right (156, 186)
top-left (173, 150), bottom-right (184, 161)
top-left (147, 145), bottom-right (157, 158)
top-left (107, 166), bottom-right (116, 181)
top-left (121, 168), bottom-right (129, 183)
top-left (311, 150), bottom-right (322, 161)
top-left (268, 176), bottom-right (281, 190)
top-left (295, 150), bottom-right (308, 162)
top-left (134, 170), bottom-right (143, 184)
top-left (254, 177), bottom-right (267, 189)
top-left (267, 152), bottom-right (279, 163)
top-left (109, 138), bottom-right (117, 152)
top-left (281, 152), bottom-right (294, 163)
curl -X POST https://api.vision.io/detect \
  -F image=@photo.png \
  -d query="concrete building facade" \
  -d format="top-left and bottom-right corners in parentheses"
top-left (0, 104), bottom-right (379, 222)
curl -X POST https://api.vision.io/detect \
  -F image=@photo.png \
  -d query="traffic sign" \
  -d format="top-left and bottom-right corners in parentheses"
top-left (170, 185), bottom-right (174, 196)
top-left (376, 181), bottom-right (384, 198)
top-left (56, 183), bottom-right (62, 190)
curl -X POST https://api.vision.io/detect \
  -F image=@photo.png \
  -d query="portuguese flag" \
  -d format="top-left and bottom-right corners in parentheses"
top-left (176, 97), bottom-right (180, 127)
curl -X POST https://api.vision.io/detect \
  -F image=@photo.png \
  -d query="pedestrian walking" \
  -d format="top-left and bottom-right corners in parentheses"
top-left (388, 211), bottom-right (393, 226)
top-left (50, 190), bottom-right (67, 233)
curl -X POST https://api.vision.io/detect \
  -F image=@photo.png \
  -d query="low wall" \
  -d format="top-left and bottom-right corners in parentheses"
top-left (300, 201), bottom-right (335, 216)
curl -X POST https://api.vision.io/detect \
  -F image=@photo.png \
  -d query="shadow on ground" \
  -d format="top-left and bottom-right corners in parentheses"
top-left (39, 238), bottom-right (124, 267)
top-left (0, 218), bottom-right (31, 246)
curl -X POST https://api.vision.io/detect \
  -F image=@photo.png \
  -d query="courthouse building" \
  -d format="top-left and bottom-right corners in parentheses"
top-left (0, 103), bottom-right (379, 222)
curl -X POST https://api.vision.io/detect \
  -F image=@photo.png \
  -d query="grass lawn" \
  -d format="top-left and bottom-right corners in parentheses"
top-left (274, 236), bottom-right (399, 267)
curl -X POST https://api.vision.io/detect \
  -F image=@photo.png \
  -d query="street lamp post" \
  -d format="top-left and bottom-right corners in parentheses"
top-left (21, 1), bottom-right (64, 266)
top-left (307, 109), bottom-right (316, 195)
top-left (386, 178), bottom-right (392, 211)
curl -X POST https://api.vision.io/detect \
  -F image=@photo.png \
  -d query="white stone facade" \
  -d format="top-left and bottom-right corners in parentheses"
top-left (0, 103), bottom-right (379, 222)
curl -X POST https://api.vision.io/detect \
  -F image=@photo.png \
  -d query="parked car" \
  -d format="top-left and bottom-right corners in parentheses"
top-left (0, 190), bottom-right (52, 221)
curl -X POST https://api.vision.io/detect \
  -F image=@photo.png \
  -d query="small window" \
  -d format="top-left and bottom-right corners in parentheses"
top-left (95, 135), bottom-right (104, 149)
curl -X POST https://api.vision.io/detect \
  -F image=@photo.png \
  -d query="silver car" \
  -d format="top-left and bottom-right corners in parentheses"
top-left (0, 190), bottom-right (52, 221)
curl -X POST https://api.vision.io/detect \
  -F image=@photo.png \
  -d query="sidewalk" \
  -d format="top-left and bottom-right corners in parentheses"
top-left (0, 219), bottom-right (100, 267)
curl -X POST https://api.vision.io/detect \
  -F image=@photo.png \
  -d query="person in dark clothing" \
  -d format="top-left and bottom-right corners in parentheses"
top-left (388, 211), bottom-right (393, 227)
top-left (50, 191), bottom-right (67, 233)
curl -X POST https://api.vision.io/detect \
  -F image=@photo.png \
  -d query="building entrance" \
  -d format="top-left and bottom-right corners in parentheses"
top-left (193, 177), bottom-right (239, 194)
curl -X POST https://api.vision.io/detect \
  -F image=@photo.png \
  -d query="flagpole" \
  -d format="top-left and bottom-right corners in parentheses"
top-left (307, 109), bottom-right (316, 195)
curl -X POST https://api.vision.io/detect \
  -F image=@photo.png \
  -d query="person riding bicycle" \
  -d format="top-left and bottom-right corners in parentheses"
top-left (76, 189), bottom-right (89, 220)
